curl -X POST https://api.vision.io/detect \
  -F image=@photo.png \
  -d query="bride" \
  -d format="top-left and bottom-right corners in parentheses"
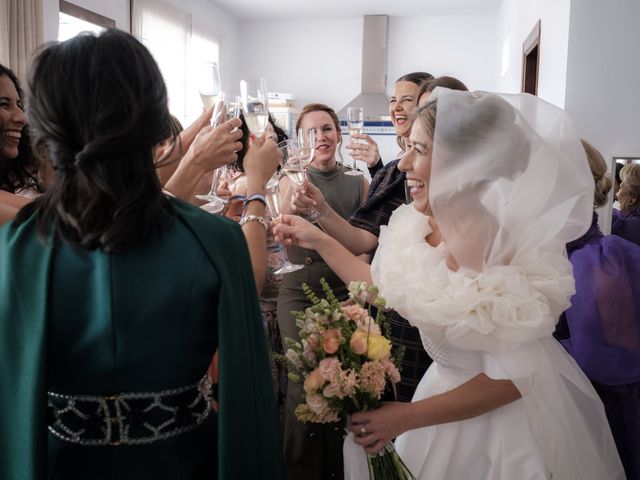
top-left (274, 89), bottom-right (624, 479)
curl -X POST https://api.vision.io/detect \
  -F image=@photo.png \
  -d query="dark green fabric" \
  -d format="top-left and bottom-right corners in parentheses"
top-left (172, 199), bottom-right (284, 480)
top-left (0, 215), bottom-right (50, 480)
top-left (0, 197), bottom-right (284, 480)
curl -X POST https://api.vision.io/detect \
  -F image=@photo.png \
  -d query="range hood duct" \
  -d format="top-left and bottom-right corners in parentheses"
top-left (338, 15), bottom-right (390, 121)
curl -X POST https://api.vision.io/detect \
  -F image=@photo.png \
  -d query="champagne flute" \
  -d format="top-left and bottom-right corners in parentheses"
top-left (266, 179), bottom-right (304, 274)
top-left (197, 93), bottom-right (230, 211)
top-left (296, 128), bottom-right (326, 223)
top-left (278, 140), bottom-right (305, 186)
top-left (240, 77), bottom-right (269, 136)
top-left (297, 127), bottom-right (316, 172)
top-left (345, 107), bottom-right (365, 176)
top-left (197, 62), bottom-right (221, 114)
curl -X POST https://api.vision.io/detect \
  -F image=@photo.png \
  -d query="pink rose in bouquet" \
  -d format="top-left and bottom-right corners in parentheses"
top-left (322, 328), bottom-right (341, 354)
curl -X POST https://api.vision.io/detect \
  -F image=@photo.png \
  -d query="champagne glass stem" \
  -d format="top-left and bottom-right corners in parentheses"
top-left (270, 180), bottom-right (303, 274)
top-left (207, 165), bottom-right (226, 197)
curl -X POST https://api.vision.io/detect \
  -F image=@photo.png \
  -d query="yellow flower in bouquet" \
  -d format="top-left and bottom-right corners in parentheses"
top-left (366, 335), bottom-right (392, 360)
top-left (349, 330), bottom-right (392, 360)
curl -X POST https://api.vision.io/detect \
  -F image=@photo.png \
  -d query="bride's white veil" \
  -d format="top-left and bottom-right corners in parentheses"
top-left (426, 89), bottom-right (594, 272)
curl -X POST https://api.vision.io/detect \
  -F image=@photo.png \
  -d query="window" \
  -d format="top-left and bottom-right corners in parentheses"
top-left (132, 0), bottom-right (219, 127)
top-left (58, 1), bottom-right (115, 42)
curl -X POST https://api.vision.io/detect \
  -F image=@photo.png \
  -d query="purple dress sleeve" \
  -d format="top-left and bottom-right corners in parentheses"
top-left (562, 234), bottom-right (640, 385)
top-left (611, 208), bottom-right (640, 246)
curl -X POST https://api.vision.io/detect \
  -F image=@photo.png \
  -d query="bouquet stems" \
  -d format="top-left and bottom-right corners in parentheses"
top-left (367, 442), bottom-right (416, 480)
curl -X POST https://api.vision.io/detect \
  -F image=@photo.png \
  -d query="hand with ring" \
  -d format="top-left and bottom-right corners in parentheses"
top-left (349, 402), bottom-right (413, 454)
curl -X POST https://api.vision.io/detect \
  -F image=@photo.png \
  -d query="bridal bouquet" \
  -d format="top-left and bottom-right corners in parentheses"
top-left (282, 279), bottom-right (415, 480)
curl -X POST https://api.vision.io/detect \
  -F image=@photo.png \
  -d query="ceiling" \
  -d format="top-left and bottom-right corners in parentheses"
top-left (206, 0), bottom-right (503, 22)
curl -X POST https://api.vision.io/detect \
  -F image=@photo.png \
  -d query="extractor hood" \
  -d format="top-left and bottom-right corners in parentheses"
top-left (337, 15), bottom-right (390, 122)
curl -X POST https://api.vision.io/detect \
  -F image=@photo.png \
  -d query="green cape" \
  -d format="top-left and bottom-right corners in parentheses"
top-left (0, 198), bottom-right (284, 479)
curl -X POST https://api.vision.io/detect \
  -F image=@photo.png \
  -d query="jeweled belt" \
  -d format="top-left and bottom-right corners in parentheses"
top-left (47, 374), bottom-right (213, 446)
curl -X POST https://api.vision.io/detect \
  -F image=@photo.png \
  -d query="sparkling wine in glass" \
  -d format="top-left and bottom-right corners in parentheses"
top-left (198, 62), bottom-right (221, 116)
top-left (345, 107), bottom-right (365, 176)
top-left (278, 140), bottom-right (305, 185)
top-left (297, 127), bottom-right (316, 170)
top-left (240, 77), bottom-right (269, 135)
top-left (266, 180), bottom-right (304, 274)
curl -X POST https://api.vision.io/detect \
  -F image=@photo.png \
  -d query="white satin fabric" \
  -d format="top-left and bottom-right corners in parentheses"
top-left (371, 204), bottom-right (624, 480)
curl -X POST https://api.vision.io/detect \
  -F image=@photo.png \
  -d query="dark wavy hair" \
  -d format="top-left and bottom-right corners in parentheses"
top-left (233, 113), bottom-right (287, 172)
top-left (17, 29), bottom-right (174, 251)
top-left (0, 64), bottom-right (42, 193)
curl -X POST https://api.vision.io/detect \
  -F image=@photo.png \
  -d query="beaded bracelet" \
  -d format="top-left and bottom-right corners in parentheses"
top-left (239, 215), bottom-right (269, 230)
top-left (243, 193), bottom-right (267, 210)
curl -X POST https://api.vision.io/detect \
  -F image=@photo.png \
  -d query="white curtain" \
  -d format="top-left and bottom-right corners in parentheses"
top-left (132, 0), bottom-right (220, 126)
top-left (0, 0), bottom-right (43, 82)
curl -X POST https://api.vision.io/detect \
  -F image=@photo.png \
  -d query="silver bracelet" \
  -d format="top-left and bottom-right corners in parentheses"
top-left (239, 214), bottom-right (269, 230)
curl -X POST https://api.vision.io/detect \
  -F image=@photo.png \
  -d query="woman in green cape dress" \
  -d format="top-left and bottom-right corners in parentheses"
top-left (0, 29), bottom-right (283, 480)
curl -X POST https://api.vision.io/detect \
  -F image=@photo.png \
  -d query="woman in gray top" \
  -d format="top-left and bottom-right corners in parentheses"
top-left (278, 103), bottom-right (368, 480)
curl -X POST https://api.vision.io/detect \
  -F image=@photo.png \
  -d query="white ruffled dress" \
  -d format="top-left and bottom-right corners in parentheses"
top-left (371, 204), bottom-right (624, 480)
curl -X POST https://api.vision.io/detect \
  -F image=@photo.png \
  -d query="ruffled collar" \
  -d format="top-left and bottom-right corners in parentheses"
top-left (371, 204), bottom-right (575, 351)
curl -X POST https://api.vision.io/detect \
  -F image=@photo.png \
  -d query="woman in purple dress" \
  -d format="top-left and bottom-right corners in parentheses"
top-left (612, 163), bottom-right (640, 245)
top-left (558, 140), bottom-right (640, 479)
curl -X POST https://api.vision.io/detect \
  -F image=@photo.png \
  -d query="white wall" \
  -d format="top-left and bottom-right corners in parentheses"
top-left (387, 15), bottom-right (499, 92)
top-left (165, 0), bottom-right (240, 98)
top-left (564, 0), bottom-right (640, 234)
top-left (497, 0), bottom-right (571, 108)
top-left (564, 0), bottom-right (640, 158)
top-left (238, 15), bottom-right (501, 113)
top-left (238, 17), bottom-right (362, 110)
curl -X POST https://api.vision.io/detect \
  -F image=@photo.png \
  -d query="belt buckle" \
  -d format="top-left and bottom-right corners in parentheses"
top-left (103, 394), bottom-right (127, 446)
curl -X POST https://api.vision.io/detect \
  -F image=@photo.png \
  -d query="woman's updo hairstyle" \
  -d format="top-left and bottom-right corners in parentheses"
top-left (22, 29), bottom-right (174, 251)
top-left (581, 139), bottom-right (612, 208)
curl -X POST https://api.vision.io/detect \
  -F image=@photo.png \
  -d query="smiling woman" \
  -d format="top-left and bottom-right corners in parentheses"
top-left (0, 64), bottom-right (42, 225)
